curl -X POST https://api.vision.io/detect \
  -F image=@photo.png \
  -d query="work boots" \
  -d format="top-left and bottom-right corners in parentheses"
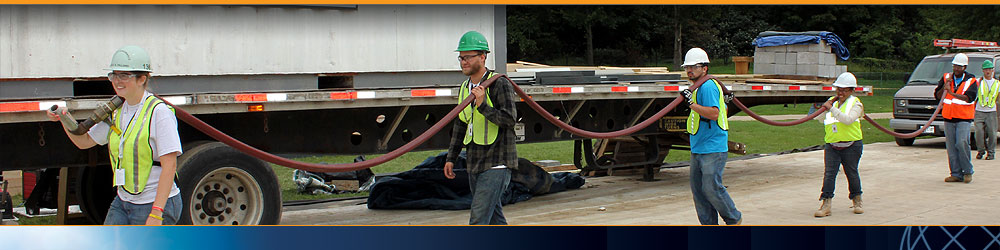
top-left (814, 198), bottom-right (832, 217)
top-left (851, 196), bottom-right (864, 214)
top-left (963, 174), bottom-right (973, 183)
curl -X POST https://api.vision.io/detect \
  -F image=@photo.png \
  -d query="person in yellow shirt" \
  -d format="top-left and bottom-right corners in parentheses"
top-left (813, 72), bottom-right (865, 217)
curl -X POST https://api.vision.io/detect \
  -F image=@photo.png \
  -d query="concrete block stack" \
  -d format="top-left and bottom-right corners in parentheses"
top-left (753, 41), bottom-right (847, 78)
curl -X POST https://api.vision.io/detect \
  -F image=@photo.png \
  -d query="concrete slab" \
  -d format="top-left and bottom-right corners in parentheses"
top-left (754, 51), bottom-right (775, 64)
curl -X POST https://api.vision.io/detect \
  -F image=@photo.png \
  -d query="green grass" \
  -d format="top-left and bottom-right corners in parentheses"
top-left (7, 194), bottom-right (56, 225)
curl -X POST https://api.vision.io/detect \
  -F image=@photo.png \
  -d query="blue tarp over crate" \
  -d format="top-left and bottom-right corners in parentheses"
top-left (752, 31), bottom-right (851, 61)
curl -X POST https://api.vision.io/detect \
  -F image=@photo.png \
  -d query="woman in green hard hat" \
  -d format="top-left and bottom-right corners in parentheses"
top-left (46, 45), bottom-right (183, 225)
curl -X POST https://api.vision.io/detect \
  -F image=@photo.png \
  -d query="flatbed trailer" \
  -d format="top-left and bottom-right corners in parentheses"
top-left (0, 5), bottom-right (869, 225)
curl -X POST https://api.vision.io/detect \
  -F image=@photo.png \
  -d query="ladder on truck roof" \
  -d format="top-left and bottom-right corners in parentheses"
top-left (933, 38), bottom-right (1000, 53)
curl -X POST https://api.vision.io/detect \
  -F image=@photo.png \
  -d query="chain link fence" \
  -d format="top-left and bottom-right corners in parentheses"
top-left (853, 72), bottom-right (911, 97)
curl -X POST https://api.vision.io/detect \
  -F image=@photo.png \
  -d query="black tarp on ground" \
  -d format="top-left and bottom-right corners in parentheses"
top-left (366, 152), bottom-right (585, 210)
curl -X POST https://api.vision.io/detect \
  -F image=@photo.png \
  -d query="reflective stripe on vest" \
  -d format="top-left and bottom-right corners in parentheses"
top-left (941, 73), bottom-right (977, 120)
top-left (978, 78), bottom-right (998, 108)
top-left (686, 79), bottom-right (729, 135)
top-left (458, 72), bottom-right (499, 145)
top-left (109, 95), bottom-right (174, 194)
top-left (823, 96), bottom-right (863, 143)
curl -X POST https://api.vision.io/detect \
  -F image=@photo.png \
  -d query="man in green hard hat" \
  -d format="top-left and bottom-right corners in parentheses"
top-left (443, 31), bottom-right (520, 225)
top-left (974, 59), bottom-right (998, 160)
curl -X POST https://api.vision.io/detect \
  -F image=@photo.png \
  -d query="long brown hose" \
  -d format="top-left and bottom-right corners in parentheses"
top-left (160, 74), bottom-right (718, 172)
top-left (161, 75), bottom-right (502, 172)
top-left (862, 100), bottom-right (942, 138)
top-left (717, 81), bottom-right (942, 138)
top-left (161, 73), bottom-right (936, 172)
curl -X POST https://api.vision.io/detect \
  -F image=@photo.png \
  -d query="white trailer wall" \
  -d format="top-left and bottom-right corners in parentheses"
top-left (0, 5), bottom-right (499, 79)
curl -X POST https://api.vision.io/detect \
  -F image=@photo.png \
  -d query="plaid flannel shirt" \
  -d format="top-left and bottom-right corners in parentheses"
top-left (446, 74), bottom-right (519, 175)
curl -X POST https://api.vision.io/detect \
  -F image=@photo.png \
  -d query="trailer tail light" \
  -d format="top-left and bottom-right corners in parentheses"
top-left (248, 104), bottom-right (264, 112)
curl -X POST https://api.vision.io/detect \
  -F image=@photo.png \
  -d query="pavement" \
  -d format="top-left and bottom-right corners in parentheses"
top-left (280, 137), bottom-right (998, 225)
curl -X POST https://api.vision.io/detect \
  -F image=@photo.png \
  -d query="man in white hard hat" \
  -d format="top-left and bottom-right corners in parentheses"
top-left (679, 48), bottom-right (742, 225)
top-left (812, 72), bottom-right (865, 217)
top-left (934, 53), bottom-right (979, 183)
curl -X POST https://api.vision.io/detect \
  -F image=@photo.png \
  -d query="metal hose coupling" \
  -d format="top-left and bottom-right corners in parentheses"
top-left (50, 96), bottom-right (124, 135)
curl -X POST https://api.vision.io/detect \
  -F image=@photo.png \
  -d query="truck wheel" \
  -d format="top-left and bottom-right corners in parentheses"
top-left (893, 130), bottom-right (915, 146)
top-left (895, 137), bottom-right (915, 146)
top-left (176, 142), bottom-right (281, 225)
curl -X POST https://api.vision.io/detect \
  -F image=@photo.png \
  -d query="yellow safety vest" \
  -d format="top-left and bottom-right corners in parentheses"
top-left (109, 95), bottom-right (174, 194)
top-left (978, 78), bottom-right (998, 108)
top-left (687, 79), bottom-right (729, 135)
top-left (458, 72), bottom-right (499, 145)
top-left (823, 96), bottom-right (863, 143)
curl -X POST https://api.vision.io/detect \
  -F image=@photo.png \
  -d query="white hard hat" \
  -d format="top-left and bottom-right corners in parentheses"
top-left (681, 48), bottom-right (710, 67)
top-left (952, 53), bottom-right (969, 66)
top-left (832, 72), bottom-right (858, 88)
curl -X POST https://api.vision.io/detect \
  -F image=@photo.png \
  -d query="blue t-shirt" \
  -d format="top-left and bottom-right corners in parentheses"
top-left (689, 80), bottom-right (729, 154)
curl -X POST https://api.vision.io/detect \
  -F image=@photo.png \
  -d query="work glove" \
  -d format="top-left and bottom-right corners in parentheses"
top-left (724, 93), bottom-right (735, 104)
top-left (681, 89), bottom-right (695, 106)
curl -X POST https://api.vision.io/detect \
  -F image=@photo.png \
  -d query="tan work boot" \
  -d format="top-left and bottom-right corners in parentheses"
top-left (944, 176), bottom-right (963, 182)
top-left (851, 196), bottom-right (864, 214)
top-left (963, 174), bottom-right (972, 183)
top-left (814, 198), bottom-right (832, 217)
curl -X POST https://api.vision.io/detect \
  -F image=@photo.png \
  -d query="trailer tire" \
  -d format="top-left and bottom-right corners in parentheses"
top-left (75, 165), bottom-right (115, 224)
top-left (175, 142), bottom-right (281, 225)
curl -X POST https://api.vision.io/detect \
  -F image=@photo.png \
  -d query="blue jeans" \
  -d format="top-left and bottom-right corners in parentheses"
top-left (690, 152), bottom-right (742, 225)
top-left (468, 168), bottom-right (511, 225)
top-left (104, 194), bottom-right (182, 225)
top-left (944, 121), bottom-right (975, 179)
top-left (821, 141), bottom-right (863, 200)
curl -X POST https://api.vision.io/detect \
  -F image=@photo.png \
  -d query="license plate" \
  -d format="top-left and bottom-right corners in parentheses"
top-left (920, 125), bottom-right (935, 134)
top-left (514, 123), bottom-right (525, 142)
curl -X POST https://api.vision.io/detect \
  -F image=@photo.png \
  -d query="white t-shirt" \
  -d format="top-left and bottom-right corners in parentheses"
top-left (89, 91), bottom-right (182, 204)
top-left (977, 78), bottom-right (997, 112)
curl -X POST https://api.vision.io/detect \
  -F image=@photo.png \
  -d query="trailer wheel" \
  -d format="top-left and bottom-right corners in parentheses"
top-left (75, 165), bottom-right (115, 224)
top-left (176, 142), bottom-right (281, 225)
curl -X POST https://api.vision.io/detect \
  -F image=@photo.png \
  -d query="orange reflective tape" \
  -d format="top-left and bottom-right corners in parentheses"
top-left (552, 87), bottom-right (572, 93)
top-left (330, 92), bottom-right (358, 100)
top-left (234, 93), bottom-right (267, 102)
top-left (0, 102), bottom-right (40, 112)
top-left (411, 89), bottom-right (437, 97)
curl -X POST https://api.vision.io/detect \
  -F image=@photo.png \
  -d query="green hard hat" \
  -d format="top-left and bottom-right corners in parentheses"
top-left (456, 31), bottom-right (490, 52)
top-left (983, 59), bottom-right (995, 69)
top-left (105, 45), bottom-right (152, 72)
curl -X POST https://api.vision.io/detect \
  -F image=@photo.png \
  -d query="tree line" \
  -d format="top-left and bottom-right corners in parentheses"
top-left (507, 5), bottom-right (1000, 71)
